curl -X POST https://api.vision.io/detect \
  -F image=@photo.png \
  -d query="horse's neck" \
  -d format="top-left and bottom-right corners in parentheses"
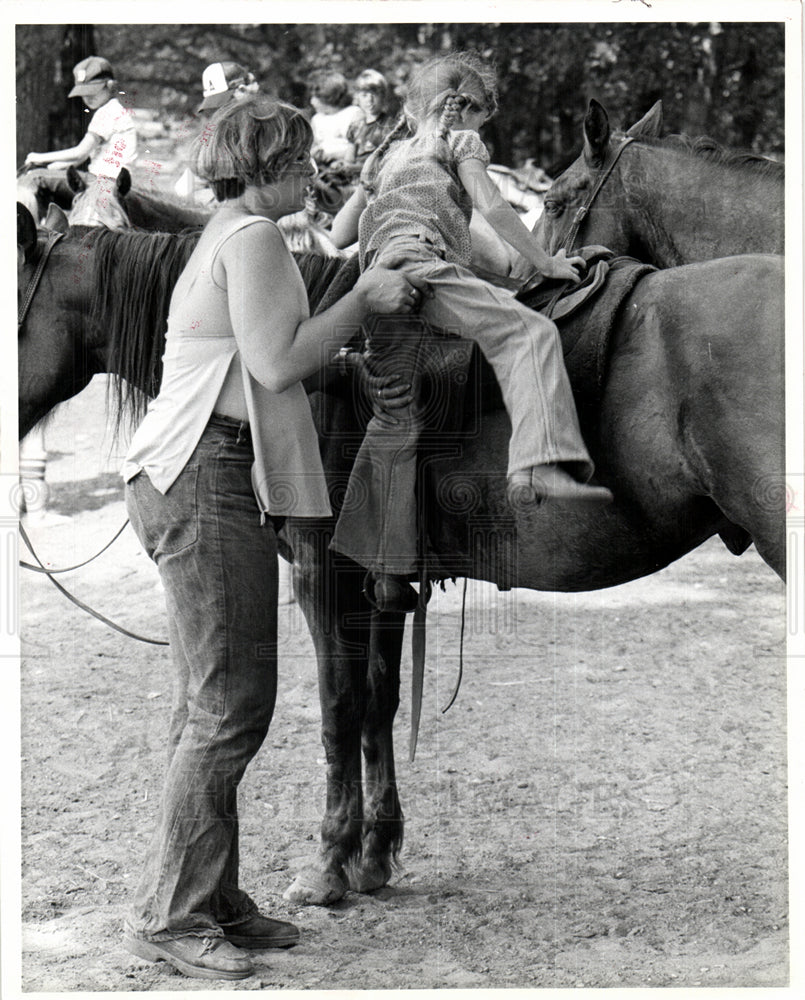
top-left (634, 145), bottom-right (783, 265)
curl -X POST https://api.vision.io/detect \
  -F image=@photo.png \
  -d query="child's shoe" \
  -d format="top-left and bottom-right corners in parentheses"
top-left (507, 465), bottom-right (614, 507)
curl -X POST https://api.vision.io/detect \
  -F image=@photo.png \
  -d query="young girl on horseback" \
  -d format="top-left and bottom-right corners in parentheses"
top-left (330, 52), bottom-right (612, 611)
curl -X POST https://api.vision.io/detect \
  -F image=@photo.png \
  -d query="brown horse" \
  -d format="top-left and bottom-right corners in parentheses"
top-left (17, 203), bottom-right (785, 904)
top-left (538, 100), bottom-right (784, 265)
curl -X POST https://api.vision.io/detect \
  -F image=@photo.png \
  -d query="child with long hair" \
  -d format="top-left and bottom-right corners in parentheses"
top-left (330, 52), bottom-right (612, 612)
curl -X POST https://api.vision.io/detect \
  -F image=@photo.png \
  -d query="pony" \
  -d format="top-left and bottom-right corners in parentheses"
top-left (539, 100), bottom-right (784, 265)
top-left (18, 202), bottom-right (785, 904)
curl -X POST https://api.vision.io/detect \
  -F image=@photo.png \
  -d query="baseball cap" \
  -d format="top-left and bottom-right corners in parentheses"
top-left (198, 62), bottom-right (257, 113)
top-left (68, 56), bottom-right (114, 97)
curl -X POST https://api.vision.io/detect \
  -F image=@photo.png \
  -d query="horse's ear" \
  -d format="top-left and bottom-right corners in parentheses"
top-left (66, 165), bottom-right (86, 194)
top-left (583, 99), bottom-right (610, 167)
top-left (626, 100), bottom-right (663, 138)
top-left (45, 202), bottom-right (70, 235)
top-left (116, 167), bottom-right (132, 198)
top-left (17, 202), bottom-right (37, 261)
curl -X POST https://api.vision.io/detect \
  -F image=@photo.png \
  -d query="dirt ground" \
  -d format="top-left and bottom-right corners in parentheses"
top-left (15, 378), bottom-right (789, 991)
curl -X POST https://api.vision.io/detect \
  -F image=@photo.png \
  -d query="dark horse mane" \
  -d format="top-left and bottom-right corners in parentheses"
top-left (614, 128), bottom-right (784, 178)
top-left (88, 228), bottom-right (354, 434)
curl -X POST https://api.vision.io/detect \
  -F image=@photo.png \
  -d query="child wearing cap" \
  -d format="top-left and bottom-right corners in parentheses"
top-left (25, 56), bottom-right (137, 178)
top-left (197, 61), bottom-right (259, 115)
top-left (174, 62), bottom-right (260, 202)
top-left (21, 56), bottom-right (138, 226)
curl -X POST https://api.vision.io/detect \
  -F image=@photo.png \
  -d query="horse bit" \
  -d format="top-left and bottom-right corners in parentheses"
top-left (18, 229), bottom-right (168, 646)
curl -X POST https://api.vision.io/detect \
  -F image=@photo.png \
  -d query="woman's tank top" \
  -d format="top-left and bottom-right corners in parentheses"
top-left (122, 214), bottom-right (331, 518)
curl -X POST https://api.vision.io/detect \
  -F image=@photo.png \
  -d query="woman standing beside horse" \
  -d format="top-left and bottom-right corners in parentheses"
top-left (120, 95), bottom-right (425, 982)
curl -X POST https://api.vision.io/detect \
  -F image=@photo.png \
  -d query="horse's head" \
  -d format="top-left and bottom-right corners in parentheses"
top-left (67, 168), bottom-right (133, 229)
top-left (17, 203), bottom-right (103, 438)
top-left (541, 99), bottom-right (662, 257)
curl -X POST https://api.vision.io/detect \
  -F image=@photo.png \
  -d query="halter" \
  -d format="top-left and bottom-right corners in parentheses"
top-left (561, 136), bottom-right (637, 253)
top-left (18, 230), bottom-right (63, 330)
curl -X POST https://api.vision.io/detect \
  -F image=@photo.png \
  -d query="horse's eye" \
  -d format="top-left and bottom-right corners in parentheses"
top-left (543, 199), bottom-right (563, 217)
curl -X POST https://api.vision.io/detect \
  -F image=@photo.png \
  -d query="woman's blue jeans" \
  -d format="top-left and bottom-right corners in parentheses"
top-left (124, 415), bottom-right (279, 942)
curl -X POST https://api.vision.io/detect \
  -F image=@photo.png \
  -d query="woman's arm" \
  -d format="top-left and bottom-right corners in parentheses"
top-left (221, 222), bottom-right (426, 393)
top-left (26, 132), bottom-right (99, 167)
top-left (458, 158), bottom-right (583, 281)
top-left (330, 185), bottom-right (366, 248)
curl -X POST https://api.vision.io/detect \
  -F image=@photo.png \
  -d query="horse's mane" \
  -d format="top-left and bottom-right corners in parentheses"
top-left (618, 129), bottom-right (784, 179)
top-left (89, 227), bottom-right (355, 433)
top-left (91, 229), bottom-right (200, 433)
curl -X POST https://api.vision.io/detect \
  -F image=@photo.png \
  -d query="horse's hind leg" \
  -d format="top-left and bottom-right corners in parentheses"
top-left (283, 525), bottom-right (370, 905)
top-left (348, 609), bottom-right (406, 893)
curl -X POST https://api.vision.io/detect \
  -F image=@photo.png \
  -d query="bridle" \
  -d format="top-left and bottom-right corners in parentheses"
top-left (560, 135), bottom-right (637, 254)
top-left (18, 230), bottom-right (63, 330)
top-left (17, 229), bottom-right (168, 646)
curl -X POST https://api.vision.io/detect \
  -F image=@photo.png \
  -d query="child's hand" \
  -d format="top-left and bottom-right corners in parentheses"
top-left (25, 153), bottom-right (45, 166)
top-left (541, 249), bottom-right (586, 283)
top-left (350, 352), bottom-right (414, 425)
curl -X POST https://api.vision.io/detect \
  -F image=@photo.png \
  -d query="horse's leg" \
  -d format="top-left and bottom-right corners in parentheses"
top-left (348, 609), bottom-right (405, 893)
top-left (283, 521), bottom-right (370, 905)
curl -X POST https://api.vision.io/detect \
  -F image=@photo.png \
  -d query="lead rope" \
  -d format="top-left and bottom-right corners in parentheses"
top-left (18, 522), bottom-right (169, 646)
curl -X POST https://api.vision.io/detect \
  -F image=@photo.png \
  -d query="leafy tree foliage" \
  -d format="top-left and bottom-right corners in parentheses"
top-left (18, 22), bottom-right (785, 171)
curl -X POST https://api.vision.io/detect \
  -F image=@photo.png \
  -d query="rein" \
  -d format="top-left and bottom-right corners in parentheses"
top-left (562, 136), bottom-right (637, 253)
top-left (19, 522), bottom-right (169, 646)
top-left (18, 231), bottom-right (63, 330)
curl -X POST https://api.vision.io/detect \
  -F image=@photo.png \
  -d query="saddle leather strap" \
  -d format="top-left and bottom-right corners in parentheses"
top-left (409, 467), bottom-right (432, 762)
top-left (562, 137), bottom-right (637, 254)
top-left (18, 231), bottom-right (63, 330)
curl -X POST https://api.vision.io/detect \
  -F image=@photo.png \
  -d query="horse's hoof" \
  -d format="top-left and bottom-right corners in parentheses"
top-left (346, 858), bottom-right (391, 894)
top-left (283, 869), bottom-right (348, 906)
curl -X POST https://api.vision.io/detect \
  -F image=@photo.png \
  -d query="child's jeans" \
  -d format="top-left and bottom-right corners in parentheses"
top-left (330, 238), bottom-right (593, 575)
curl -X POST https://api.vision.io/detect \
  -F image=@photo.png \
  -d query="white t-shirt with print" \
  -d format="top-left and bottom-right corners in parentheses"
top-left (87, 97), bottom-right (138, 178)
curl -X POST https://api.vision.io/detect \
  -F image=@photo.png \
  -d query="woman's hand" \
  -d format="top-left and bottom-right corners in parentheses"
top-left (349, 351), bottom-right (414, 425)
top-left (540, 249), bottom-right (586, 283)
top-left (356, 266), bottom-right (430, 314)
top-left (25, 153), bottom-right (45, 166)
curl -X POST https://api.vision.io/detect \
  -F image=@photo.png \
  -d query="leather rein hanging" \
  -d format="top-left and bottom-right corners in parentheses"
top-left (18, 230), bottom-right (63, 330)
top-left (18, 232), bottom-right (168, 646)
top-left (561, 136), bottom-right (636, 254)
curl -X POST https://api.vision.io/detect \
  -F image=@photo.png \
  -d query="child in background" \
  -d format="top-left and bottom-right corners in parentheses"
top-left (308, 70), bottom-right (363, 168)
top-left (23, 56), bottom-right (137, 220)
top-left (330, 52), bottom-right (613, 612)
top-left (346, 69), bottom-right (396, 170)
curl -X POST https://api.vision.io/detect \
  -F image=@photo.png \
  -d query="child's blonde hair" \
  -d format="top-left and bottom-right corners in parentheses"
top-left (360, 52), bottom-right (497, 184)
top-left (193, 95), bottom-right (313, 201)
top-left (403, 52), bottom-right (498, 136)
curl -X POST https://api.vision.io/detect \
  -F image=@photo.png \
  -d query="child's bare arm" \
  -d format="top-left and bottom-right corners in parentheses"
top-left (26, 132), bottom-right (99, 167)
top-left (331, 186), bottom-right (366, 248)
top-left (458, 158), bottom-right (584, 281)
